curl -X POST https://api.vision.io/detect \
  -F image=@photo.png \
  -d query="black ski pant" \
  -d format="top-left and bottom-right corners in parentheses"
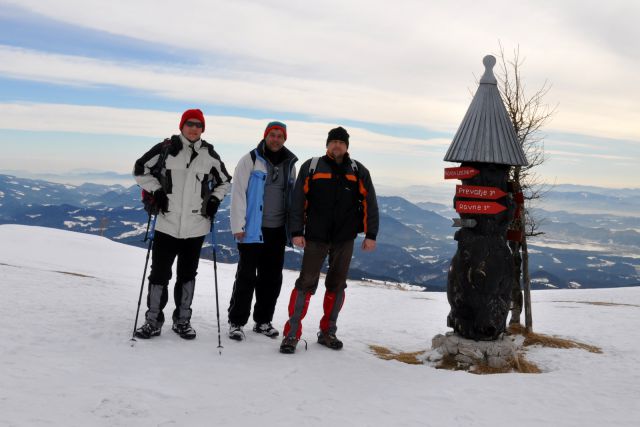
top-left (228, 226), bottom-right (286, 326)
top-left (145, 231), bottom-right (205, 326)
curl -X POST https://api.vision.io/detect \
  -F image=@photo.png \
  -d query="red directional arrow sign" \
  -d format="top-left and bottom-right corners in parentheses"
top-left (456, 185), bottom-right (507, 200)
top-left (444, 167), bottom-right (479, 180)
top-left (455, 201), bottom-right (506, 215)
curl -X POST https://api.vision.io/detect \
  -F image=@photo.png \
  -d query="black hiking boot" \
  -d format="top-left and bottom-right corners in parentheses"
top-left (228, 324), bottom-right (245, 341)
top-left (279, 336), bottom-right (299, 354)
top-left (317, 331), bottom-right (343, 350)
top-left (172, 322), bottom-right (196, 340)
top-left (253, 322), bottom-right (279, 338)
top-left (134, 322), bottom-right (161, 339)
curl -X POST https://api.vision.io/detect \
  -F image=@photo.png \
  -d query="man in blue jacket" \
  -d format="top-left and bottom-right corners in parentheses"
top-left (228, 121), bottom-right (298, 340)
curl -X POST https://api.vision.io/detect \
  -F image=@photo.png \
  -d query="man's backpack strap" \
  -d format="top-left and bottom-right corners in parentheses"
top-left (350, 158), bottom-right (358, 176)
top-left (142, 138), bottom-right (175, 214)
top-left (152, 138), bottom-right (175, 189)
top-left (308, 157), bottom-right (320, 176)
top-left (349, 158), bottom-right (366, 233)
top-left (308, 156), bottom-right (358, 179)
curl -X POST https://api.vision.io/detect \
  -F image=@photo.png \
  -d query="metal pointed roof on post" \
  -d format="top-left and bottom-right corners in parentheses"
top-left (444, 55), bottom-right (528, 166)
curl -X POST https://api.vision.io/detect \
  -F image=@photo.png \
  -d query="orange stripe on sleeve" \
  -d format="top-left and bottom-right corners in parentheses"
top-left (303, 176), bottom-right (310, 221)
top-left (359, 179), bottom-right (368, 233)
top-left (358, 179), bottom-right (368, 197)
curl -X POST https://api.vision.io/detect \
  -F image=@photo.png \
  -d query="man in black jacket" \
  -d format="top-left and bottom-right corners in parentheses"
top-left (280, 126), bottom-right (379, 354)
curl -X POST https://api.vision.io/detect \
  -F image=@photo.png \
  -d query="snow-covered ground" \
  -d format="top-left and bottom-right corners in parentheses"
top-left (1, 224), bottom-right (639, 427)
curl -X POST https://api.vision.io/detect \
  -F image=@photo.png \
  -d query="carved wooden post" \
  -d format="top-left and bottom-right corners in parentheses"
top-left (443, 55), bottom-right (528, 340)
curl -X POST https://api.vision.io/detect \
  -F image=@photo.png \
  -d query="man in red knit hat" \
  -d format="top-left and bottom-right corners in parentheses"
top-left (227, 121), bottom-right (298, 341)
top-left (133, 109), bottom-right (231, 340)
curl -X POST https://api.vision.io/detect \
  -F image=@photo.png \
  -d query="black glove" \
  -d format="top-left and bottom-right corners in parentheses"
top-left (206, 196), bottom-right (220, 218)
top-left (153, 189), bottom-right (169, 214)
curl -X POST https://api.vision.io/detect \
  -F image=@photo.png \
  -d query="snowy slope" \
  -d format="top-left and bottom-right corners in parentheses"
top-left (1, 225), bottom-right (639, 427)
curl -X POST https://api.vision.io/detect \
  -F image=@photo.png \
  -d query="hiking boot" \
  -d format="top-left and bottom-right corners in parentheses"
top-left (253, 322), bottom-right (279, 338)
top-left (279, 336), bottom-right (299, 354)
top-left (172, 322), bottom-right (196, 340)
top-left (228, 324), bottom-right (245, 341)
top-left (134, 322), bottom-right (161, 339)
top-left (317, 330), bottom-right (343, 350)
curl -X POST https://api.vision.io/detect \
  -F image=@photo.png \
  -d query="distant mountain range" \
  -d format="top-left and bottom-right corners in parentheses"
top-left (0, 169), bottom-right (134, 186)
top-left (1, 173), bottom-right (638, 290)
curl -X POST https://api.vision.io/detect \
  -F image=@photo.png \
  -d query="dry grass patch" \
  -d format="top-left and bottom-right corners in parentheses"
top-left (471, 353), bottom-right (542, 374)
top-left (0, 263), bottom-right (95, 279)
top-left (508, 324), bottom-right (602, 354)
top-left (371, 324), bottom-right (601, 374)
top-left (436, 354), bottom-right (466, 371)
top-left (369, 345), bottom-right (425, 365)
top-left (370, 344), bottom-right (542, 374)
top-left (551, 300), bottom-right (640, 308)
top-left (436, 353), bottom-right (541, 374)
top-left (512, 353), bottom-right (543, 373)
top-left (55, 270), bottom-right (95, 278)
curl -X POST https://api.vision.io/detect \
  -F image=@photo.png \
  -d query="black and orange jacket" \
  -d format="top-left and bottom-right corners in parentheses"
top-left (289, 153), bottom-right (378, 243)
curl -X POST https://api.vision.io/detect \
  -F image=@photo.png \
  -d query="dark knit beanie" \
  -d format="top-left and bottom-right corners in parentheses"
top-left (326, 126), bottom-right (349, 147)
top-left (179, 109), bottom-right (206, 132)
top-left (264, 121), bottom-right (287, 140)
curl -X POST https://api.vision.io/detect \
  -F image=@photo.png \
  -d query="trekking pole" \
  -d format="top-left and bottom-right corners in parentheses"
top-left (142, 212), bottom-right (152, 241)
top-left (211, 221), bottom-right (224, 355)
top-left (130, 214), bottom-right (157, 346)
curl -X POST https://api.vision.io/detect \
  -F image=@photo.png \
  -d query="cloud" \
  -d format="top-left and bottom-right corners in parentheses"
top-left (0, 101), bottom-right (455, 185)
top-left (1, 0), bottom-right (638, 187)
top-left (1, 101), bottom-right (635, 188)
top-left (545, 149), bottom-right (628, 161)
top-left (0, 45), bottom-right (463, 132)
top-left (1, 2), bottom-right (638, 135)
top-left (2, 43), bottom-right (639, 144)
top-left (0, 100), bottom-right (444, 156)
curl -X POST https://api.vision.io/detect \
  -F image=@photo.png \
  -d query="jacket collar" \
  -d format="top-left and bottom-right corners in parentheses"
top-left (256, 140), bottom-right (297, 163)
top-left (324, 150), bottom-right (350, 165)
top-left (180, 133), bottom-right (202, 150)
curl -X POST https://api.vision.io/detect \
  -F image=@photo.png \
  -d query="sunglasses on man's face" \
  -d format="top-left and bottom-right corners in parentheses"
top-left (184, 121), bottom-right (204, 129)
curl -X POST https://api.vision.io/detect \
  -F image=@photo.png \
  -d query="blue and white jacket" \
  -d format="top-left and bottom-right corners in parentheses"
top-left (230, 141), bottom-right (297, 244)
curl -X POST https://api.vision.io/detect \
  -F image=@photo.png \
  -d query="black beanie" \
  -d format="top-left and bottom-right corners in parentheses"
top-left (326, 126), bottom-right (350, 147)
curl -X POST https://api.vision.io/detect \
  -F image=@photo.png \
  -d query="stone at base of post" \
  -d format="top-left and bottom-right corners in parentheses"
top-left (424, 332), bottom-right (525, 371)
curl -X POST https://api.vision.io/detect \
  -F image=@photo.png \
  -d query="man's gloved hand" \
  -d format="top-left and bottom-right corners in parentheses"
top-left (206, 196), bottom-right (220, 218)
top-left (153, 189), bottom-right (169, 214)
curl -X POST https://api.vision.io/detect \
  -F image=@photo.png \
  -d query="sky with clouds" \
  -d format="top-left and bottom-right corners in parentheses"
top-left (0, 0), bottom-right (638, 189)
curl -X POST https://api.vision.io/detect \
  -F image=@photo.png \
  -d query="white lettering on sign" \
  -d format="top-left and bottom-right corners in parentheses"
top-left (457, 187), bottom-right (497, 197)
top-left (455, 201), bottom-right (506, 214)
top-left (455, 185), bottom-right (506, 200)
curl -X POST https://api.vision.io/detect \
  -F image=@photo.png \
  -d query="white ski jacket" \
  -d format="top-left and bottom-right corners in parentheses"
top-left (134, 134), bottom-right (231, 239)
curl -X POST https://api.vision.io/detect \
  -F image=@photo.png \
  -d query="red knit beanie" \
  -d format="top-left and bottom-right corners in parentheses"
top-left (264, 121), bottom-right (287, 141)
top-left (179, 109), bottom-right (206, 132)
